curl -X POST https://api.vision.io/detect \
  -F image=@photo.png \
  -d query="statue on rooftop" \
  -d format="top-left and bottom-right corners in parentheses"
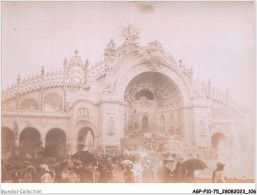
top-left (120, 24), bottom-right (140, 43)
top-left (104, 39), bottom-right (116, 68)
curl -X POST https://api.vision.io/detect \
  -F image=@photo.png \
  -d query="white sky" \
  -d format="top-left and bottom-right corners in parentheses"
top-left (2, 1), bottom-right (255, 107)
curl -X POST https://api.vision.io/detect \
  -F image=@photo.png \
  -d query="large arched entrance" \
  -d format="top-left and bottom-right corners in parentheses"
top-left (211, 132), bottom-right (226, 150)
top-left (124, 72), bottom-right (184, 136)
top-left (45, 128), bottom-right (66, 158)
top-left (2, 127), bottom-right (15, 158)
top-left (19, 127), bottom-right (41, 157)
top-left (77, 127), bottom-right (94, 152)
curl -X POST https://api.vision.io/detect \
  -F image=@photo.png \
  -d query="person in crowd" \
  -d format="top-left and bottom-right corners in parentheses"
top-left (31, 166), bottom-right (42, 183)
top-left (79, 163), bottom-right (94, 183)
top-left (73, 160), bottom-right (83, 177)
top-left (123, 165), bottom-right (134, 183)
top-left (11, 169), bottom-right (22, 183)
top-left (3, 172), bottom-right (12, 183)
top-left (181, 167), bottom-right (187, 182)
top-left (53, 165), bottom-right (62, 183)
top-left (158, 160), bottom-right (172, 183)
top-left (212, 162), bottom-right (226, 183)
top-left (186, 168), bottom-right (195, 183)
top-left (87, 164), bottom-right (95, 182)
top-left (133, 162), bottom-right (143, 182)
top-left (60, 165), bottom-right (70, 183)
top-left (49, 167), bottom-right (56, 182)
top-left (172, 162), bottom-right (183, 182)
top-left (93, 165), bottom-right (100, 182)
top-left (142, 165), bottom-right (151, 182)
top-left (66, 166), bottom-right (79, 183)
top-left (22, 166), bottom-right (34, 183)
top-left (98, 164), bottom-right (109, 183)
top-left (40, 165), bottom-right (52, 183)
top-left (106, 163), bottom-right (113, 182)
top-left (151, 165), bottom-right (158, 182)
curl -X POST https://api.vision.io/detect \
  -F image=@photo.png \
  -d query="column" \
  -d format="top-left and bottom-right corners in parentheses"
top-left (182, 107), bottom-right (195, 144)
top-left (41, 137), bottom-right (46, 148)
top-left (100, 102), bottom-right (121, 147)
top-left (40, 66), bottom-right (45, 113)
top-left (62, 58), bottom-right (67, 112)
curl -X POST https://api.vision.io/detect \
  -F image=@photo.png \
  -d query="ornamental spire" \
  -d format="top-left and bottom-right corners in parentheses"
top-left (85, 59), bottom-right (89, 69)
top-left (69, 50), bottom-right (83, 67)
top-left (104, 39), bottom-right (116, 56)
top-left (17, 74), bottom-right (21, 84)
top-left (63, 58), bottom-right (68, 67)
top-left (74, 50), bottom-right (79, 56)
top-left (41, 66), bottom-right (45, 75)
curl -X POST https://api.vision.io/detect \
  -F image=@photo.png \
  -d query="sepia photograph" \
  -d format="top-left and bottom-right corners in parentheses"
top-left (1, 1), bottom-right (255, 190)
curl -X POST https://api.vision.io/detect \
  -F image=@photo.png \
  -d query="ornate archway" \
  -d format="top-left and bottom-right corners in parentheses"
top-left (123, 72), bottom-right (184, 136)
top-left (114, 62), bottom-right (192, 106)
top-left (45, 128), bottom-right (66, 158)
top-left (211, 132), bottom-right (226, 150)
top-left (1, 127), bottom-right (15, 158)
top-left (19, 127), bottom-right (41, 157)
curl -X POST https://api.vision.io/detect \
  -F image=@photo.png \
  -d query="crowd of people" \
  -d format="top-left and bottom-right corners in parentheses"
top-left (2, 146), bottom-right (227, 183)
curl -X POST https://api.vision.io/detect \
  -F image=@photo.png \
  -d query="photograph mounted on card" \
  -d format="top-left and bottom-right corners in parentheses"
top-left (1, 1), bottom-right (254, 192)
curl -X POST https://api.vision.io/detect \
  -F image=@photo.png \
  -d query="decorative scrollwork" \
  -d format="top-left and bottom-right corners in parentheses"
top-left (1, 25), bottom-right (245, 117)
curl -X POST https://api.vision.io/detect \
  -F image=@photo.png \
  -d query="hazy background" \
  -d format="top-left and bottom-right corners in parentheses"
top-left (2, 2), bottom-right (255, 108)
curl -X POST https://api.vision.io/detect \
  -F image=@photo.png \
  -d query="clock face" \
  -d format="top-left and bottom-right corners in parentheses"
top-left (67, 66), bottom-right (85, 85)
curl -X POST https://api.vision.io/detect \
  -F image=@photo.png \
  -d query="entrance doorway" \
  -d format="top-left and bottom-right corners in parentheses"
top-left (124, 72), bottom-right (183, 136)
top-left (78, 127), bottom-right (94, 151)
top-left (19, 127), bottom-right (41, 157)
top-left (2, 127), bottom-right (15, 158)
top-left (45, 128), bottom-right (66, 158)
top-left (211, 132), bottom-right (226, 150)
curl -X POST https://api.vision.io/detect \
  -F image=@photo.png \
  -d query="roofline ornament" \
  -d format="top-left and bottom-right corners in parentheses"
top-left (119, 24), bottom-right (140, 43)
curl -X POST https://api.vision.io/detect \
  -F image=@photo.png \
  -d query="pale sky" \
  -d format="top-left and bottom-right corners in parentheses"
top-left (2, 2), bottom-right (255, 107)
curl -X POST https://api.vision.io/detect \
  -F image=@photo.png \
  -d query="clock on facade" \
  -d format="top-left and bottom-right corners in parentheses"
top-left (67, 64), bottom-right (86, 85)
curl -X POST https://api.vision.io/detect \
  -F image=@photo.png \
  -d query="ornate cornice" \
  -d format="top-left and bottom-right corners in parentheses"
top-left (1, 25), bottom-right (245, 116)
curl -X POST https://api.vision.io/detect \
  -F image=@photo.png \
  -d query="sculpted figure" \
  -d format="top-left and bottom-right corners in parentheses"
top-left (85, 131), bottom-right (94, 151)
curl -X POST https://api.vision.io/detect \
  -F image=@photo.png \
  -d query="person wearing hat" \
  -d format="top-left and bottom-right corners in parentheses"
top-left (172, 162), bottom-right (183, 183)
top-left (66, 166), bottom-right (79, 183)
top-left (123, 164), bottom-right (134, 183)
top-left (212, 162), bottom-right (226, 183)
top-left (142, 165), bottom-right (151, 182)
top-left (22, 166), bottom-right (34, 183)
top-left (41, 165), bottom-right (52, 183)
top-left (157, 160), bottom-right (172, 183)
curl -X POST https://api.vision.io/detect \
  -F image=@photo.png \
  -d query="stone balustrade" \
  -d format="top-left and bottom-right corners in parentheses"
top-left (43, 70), bottom-right (63, 88)
top-left (2, 68), bottom-right (245, 115)
top-left (2, 61), bottom-right (244, 116)
top-left (197, 81), bottom-right (244, 114)
top-left (88, 61), bottom-right (108, 80)
top-left (2, 70), bottom-right (63, 102)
